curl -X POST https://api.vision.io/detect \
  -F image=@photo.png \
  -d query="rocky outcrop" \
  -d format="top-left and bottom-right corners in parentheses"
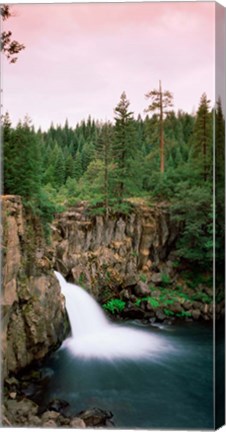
top-left (1, 195), bottom-right (68, 379)
top-left (2, 392), bottom-right (113, 428)
top-left (53, 202), bottom-right (179, 297)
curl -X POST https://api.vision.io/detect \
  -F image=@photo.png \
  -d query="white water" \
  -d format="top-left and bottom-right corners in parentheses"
top-left (55, 272), bottom-right (170, 360)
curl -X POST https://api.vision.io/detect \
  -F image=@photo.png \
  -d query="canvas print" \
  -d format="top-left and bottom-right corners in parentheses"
top-left (0, 1), bottom-right (225, 429)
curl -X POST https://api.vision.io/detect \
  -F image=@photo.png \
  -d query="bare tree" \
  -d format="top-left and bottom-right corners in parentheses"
top-left (145, 81), bottom-right (173, 173)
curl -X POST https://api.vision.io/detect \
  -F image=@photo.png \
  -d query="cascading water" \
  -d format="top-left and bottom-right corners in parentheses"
top-left (55, 271), bottom-right (170, 360)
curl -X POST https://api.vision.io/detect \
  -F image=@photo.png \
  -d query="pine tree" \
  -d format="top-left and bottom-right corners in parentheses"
top-left (65, 154), bottom-right (75, 180)
top-left (112, 92), bottom-right (138, 201)
top-left (54, 147), bottom-right (65, 188)
top-left (215, 97), bottom-right (225, 268)
top-left (96, 123), bottom-right (113, 218)
top-left (3, 118), bottom-right (41, 198)
top-left (145, 81), bottom-right (173, 173)
top-left (74, 151), bottom-right (83, 180)
top-left (191, 93), bottom-right (212, 181)
top-left (81, 141), bottom-right (95, 172)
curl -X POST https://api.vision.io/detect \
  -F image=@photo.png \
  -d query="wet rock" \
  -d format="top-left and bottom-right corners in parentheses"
top-left (20, 382), bottom-right (36, 397)
top-left (47, 398), bottom-right (70, 414)
top-left (58, 415), bottom-right (71, 426)
top-left (78, 408), bottom-right (113, 427)
top-left (134, 281), bottom-right (150, 296)
top-left (42, 419), bottom-right (58, 428)
top-left (41, 410), bottom-right (60, 422)
top-left (5, 377), bottom-right (19, 388)
top-left (183, 300), bottom-right (192, 310)
top-left (192, 309), bottom-right (201, 320)
top-left (6, 398), bottom-right (38, 419)
top-left (150, 273), bottom-right (162, 284)
top-left (170, 303), bottom-right (183, 314)
top-left (28, 415), bottom-right (42, 426)
top-left (204, 287), bottom-right (212, 297)
top-left (70, 417), bottom-right (86, 428)
top-left (156, 310), bottom-right (166, 321)
top-left (203, 304), bottom-right (209, 314)
top-left (122, 306), bottom-right (145, 319)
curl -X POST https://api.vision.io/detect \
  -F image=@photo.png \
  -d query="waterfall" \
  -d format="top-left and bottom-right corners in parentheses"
top-left (55, 271), bottom-right (168, 360)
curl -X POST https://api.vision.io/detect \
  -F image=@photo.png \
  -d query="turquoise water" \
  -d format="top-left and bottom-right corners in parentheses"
top-left (36, 321), bottom-right (214, 429)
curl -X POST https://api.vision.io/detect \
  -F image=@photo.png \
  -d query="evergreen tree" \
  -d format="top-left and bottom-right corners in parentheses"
top-left (74, 151), bottom-right (83, 180)
top-left (65, 154), bottom-right (75, 180)
top-left (81, 141), bottom-right (95, 172)
top-left (191, 93), bottom-right (212, 181)
top-left (215, 97), bottom-right (225, 268)
top-left (54, 147), bottom-right (65, 188)
top-left (112, 92), bottom-right (138, 200)
top-left (3, 118), bottom-right (41, 198)
top-left (145, 81), bottom-right (173, 173)
top-left (96, 123), bottom-right (113, 218)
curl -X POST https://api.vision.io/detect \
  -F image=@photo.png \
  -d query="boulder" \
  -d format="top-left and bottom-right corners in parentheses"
top-left (41, 410), bottom-right (60, 422)
top-left (42, 419), bottom-right (58, 428)
top-left (70, 417), bottom-right (86, 428)
top-left (28, 415), bottom-right (42, 426)
top-left (192, 309), bottom-right (201, 320)
top-left (156, 310), bottom-right (166, 321)
top-left (134, 281), bottom-right (150, 296)
top-left (78, 408), bottom-right (113, 427)
top-left (150, 273), bottom-right (162, 284)
top-left (47, 398), bottom-right (69, 414)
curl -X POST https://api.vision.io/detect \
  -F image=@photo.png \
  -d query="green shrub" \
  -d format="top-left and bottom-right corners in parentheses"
top-left (176, 311), bottom-right (192, 317)
top-left (164, 309), bottom-right (175, 317)
top-left (161, 273), bottom-right (171, 284)
top-left (191, 292), bottom-right (212, 304)
top-left (147, 297), bottom-right (160, 308)
top-left (103, 299), bottom-right (126, 314)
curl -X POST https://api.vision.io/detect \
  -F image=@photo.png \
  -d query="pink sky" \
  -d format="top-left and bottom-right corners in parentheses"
top-left (2, 2), bottom-right (215, 130)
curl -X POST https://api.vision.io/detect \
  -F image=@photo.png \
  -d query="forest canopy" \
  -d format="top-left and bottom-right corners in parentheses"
top-left (2, 90), bottom-right (225, 269)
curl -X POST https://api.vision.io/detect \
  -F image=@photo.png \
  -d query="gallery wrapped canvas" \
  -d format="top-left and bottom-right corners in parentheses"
top-left (0, 1), bottom-right (225, 429)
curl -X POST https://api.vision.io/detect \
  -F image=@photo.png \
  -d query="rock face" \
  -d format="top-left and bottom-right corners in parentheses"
top-left (1, 195), bottom-right (68, 379)
top-left (53, 202), bottom-right (179, 297)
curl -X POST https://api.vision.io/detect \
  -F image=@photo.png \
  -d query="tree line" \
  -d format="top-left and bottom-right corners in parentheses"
top-left (2, 90), bottom-right (225, 269)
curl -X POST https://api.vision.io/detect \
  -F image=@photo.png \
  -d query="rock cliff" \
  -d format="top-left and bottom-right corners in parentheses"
top-left (52, 202), bottom-right (180, 297)
top-left (1, 196), bottom-right (68, 379)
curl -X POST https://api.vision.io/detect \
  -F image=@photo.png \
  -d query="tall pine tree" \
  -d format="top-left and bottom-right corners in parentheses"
top-left (112, 92), bottom-right (138, 201)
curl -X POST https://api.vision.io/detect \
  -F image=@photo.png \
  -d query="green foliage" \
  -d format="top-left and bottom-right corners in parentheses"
top-left (112, 92), bottom-right (143, 201)
top-left (3, 89), bottom-right (221, 272)
top-left (191, 292), bottom-right (212, 304)
top-left (176, 311), bottom-right (192, 318)
top-left (163, 309), bottom-right (175, 317)
top-left (147, 298), bottom-right (160, 308)
top-left (161, 273), bottom-right (171, 284)
top-left (103, 299), bottom-right (126, 314)
top-left (139, 273), bottom-right (147, 283)
top-left (3, 118), bottom-right (41, 198)
top-left (171, 184), bottom-right (213, 268)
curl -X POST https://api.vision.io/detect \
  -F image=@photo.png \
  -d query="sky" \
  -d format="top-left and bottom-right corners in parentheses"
top-left (2, 2), bottom-right (216, 130)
